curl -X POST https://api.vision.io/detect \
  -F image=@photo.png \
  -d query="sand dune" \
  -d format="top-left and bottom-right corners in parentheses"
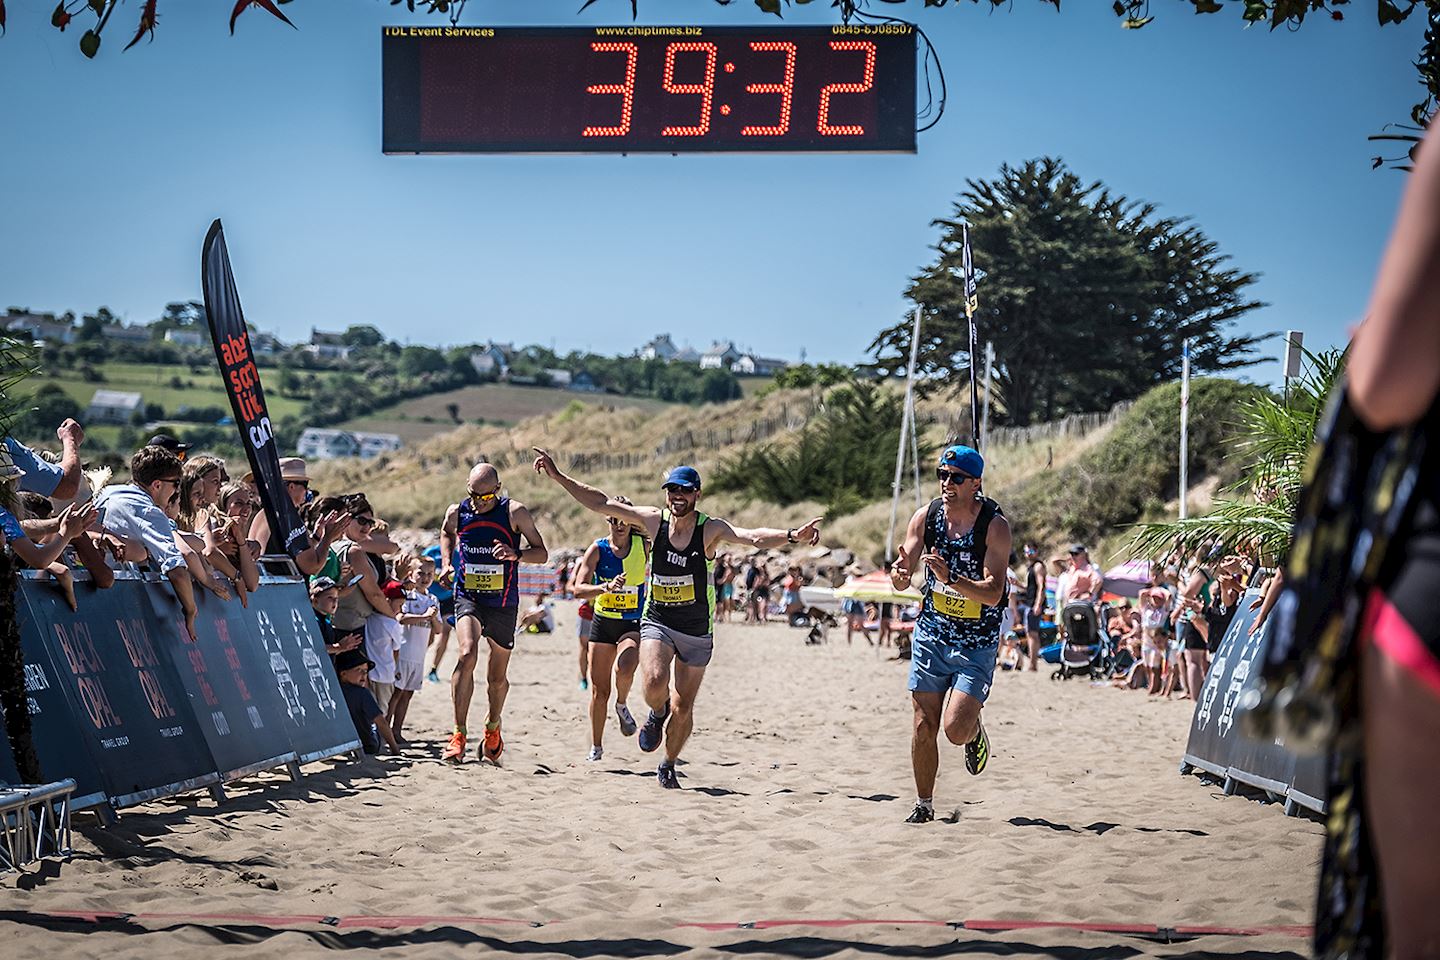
top-left (0, 606), bottom-right (1322, 958)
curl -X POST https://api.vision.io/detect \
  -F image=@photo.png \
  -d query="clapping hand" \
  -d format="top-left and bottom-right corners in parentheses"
top-left (57, 502), bottom-right (97, 542)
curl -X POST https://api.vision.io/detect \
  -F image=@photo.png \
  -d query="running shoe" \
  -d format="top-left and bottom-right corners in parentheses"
top-left (442, 730), bottom-right (466, 764)
top-left (482, 723), bottom-right (504, 765)
top-left (586, 745), bottom-right (603, 762)
top-left (965, 716), bottom-right (990, 776)
top-left (904, 802), bottom-right (935, 824)
top-left (426, 669), bottom-right (439, 684)
top-left (637, 704), bottom-right (669, 753)
top-left (615, 702), bottom-right (638, 737)
top-left (657, 761), bottom-right (680, 790)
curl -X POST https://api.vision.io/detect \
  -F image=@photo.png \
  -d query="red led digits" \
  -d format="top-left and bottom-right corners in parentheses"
top-left (741, 41), bottom-right (797, 136)
top-left (582, 42), bottom-right (638, 137)
top-left (661, 41), bottom-right (718, 136)
top-left (817, 40), bottom-right (876, 136)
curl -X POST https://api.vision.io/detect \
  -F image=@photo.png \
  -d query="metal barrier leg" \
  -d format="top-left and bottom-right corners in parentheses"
top-left (207, 784), bottom-right (228, 804)
top-left (285, 760), bottom-right (304, 785)
top-left (1222, 775), bottom-right (1237, 797)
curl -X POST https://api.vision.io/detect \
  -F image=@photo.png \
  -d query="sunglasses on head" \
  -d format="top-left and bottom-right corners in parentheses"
top-left (936, 468), bottom-right (975, 484)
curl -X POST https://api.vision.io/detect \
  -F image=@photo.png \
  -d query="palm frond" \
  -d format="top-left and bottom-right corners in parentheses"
top-left (1128, 499), bottom-right (1298, 567)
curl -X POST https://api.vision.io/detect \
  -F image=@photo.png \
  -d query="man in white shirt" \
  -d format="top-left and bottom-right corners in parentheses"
top-left (95, 446), bottom-right (226, 640)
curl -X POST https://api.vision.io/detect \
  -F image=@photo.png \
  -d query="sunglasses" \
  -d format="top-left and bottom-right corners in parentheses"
top-left (352, 514), bottom-right (376, 528)
top-left (663, 484), bottom-right (697, 494)
top-left (936, 469), bottom-right (975, 484)
top-left (286, 479), bottom-right (310, 489)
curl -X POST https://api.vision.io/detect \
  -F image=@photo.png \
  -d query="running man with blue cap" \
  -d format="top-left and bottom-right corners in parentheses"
top-left (890, 444), bottom-right (1012, 824)
top-left (532, 448), bottom-right (822, 790)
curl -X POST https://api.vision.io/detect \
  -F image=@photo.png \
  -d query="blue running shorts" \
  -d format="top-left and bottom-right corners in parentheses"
top-left (908, 630), bottom-right (998, 702)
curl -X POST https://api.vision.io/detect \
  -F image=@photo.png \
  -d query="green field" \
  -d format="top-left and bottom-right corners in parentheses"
top-left (342, 382), bottom-right (676, 443)
top-left (35, 360), bottom-right (319, 422)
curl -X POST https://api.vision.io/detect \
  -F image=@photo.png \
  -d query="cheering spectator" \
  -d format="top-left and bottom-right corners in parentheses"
top-left (145, 433), bottom-right (192, 462)
top-left (246, 458), bottom-right (347, 575)
top-left (93, 447), bottom-right (217, 638)
top-left (310, 575), bottom-right (353, 659)
top-left (4, 418), bottom-right (85, 501)
top-left (2, 453), bottom-right (95, 607)
top-left (518, 591), bottom-right (556, 634)
top-left (210, 481), bottom-right (261, 594)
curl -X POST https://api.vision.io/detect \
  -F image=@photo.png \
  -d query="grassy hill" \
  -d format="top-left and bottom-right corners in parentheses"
top-left (339, 383), bottom-right (676, 443)
top-left (310, 378), bottom-right (1260, 567)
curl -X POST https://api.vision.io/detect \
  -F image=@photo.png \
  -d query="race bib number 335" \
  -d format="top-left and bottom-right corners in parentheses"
top-left (463, 563), bottom-right (504, 593)
top-left (651, 574), bottom-right (695, 605)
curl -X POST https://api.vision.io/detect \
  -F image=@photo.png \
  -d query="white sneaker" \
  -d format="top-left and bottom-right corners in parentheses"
top-left (586, 745), bottom-right (603, 762)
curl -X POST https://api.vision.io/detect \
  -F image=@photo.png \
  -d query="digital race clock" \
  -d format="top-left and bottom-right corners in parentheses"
top-left (382, 25), bottom-right (917, 154)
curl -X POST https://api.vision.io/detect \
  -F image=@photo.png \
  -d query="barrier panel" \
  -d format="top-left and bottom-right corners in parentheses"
top-left (1181, 588), bottom-right (1327, 815)
top-left (4, 573), bottom-right (359, 814)
top-left (139, 583), bottom-right (300, 781)
top-left (234, 580), bottom-right (358, 765)
top-left (18, 579), bottom-right (218, 808)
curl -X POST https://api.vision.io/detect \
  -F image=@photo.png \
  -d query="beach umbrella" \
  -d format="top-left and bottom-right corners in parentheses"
top-left (834, 571), bottom-right (922, 605)
top-left (1102, 559), bottom-right (1152, 599)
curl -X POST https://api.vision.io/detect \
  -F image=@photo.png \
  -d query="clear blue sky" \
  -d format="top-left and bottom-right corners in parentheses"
top-left (0, 1), bottom-right (1423, 384)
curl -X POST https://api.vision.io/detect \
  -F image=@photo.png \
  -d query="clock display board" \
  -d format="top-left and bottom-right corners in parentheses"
top-left (382, 25), bottom-right (917, 154)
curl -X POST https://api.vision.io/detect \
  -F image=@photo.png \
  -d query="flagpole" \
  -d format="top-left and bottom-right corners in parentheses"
top-left (1179, 338), bottom-right (1191, 520)
top-left (980, 340), bottom-right (994, 449)
top-left (908, 392), bottom-right (923, 509)
top-left (963, 222), bottom-right (980, 450)
top-left (886, 304), bottom-right (924, 562)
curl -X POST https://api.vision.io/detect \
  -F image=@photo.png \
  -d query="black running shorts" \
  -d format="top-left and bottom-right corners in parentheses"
top-left (589, 616), bottom-right (641, 646)
top-left (455, 597), bottom-right (519, 650)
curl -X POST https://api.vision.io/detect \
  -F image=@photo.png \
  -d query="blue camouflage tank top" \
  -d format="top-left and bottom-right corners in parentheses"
top-left (915, 504), bottom-right (1005, 649)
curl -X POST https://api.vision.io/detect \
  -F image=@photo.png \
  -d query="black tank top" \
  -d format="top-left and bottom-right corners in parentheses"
top-left (643, 512), bottom-right (713, 636)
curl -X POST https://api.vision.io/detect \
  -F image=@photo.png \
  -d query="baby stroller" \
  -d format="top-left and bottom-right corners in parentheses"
top-left (1051, 601), bottom-right (1113, 680)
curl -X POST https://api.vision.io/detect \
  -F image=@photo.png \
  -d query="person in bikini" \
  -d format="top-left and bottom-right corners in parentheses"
top-left (531, 449), bottom-right (821, 789)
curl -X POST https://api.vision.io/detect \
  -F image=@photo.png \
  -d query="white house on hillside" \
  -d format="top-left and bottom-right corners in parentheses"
top-left (469, 341), bottom-right (511, 379)
top-left (305, 329), bottom-right (352, 361)
top-left (86, 390), bottom-right (143, 425)
top-left (296, 428), bottom-right (402, 461)
top-left (100, 324), bottom-right (153, 344)
top-left (732, 354), bottom-right (789, 377)
top-left (6, 315), bottom-right (77, 345)
top-left (699, 341), bottom-right (742, 370)
top-left (164, 329), bottom-right (206, 348)
top-left (640, 334), bottom-right (679, 362)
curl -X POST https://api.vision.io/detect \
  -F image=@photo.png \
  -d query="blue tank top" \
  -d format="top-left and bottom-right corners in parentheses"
top-left (592, 535), bottom-right (648, 621)
top-left (454, 497), bottom-right (519, 608)
top-left (915, 504), bottom-right (1004, 649)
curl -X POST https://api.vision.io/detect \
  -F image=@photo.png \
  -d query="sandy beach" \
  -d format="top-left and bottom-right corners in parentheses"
top-left (0, 605), bottom-right (1323, 959)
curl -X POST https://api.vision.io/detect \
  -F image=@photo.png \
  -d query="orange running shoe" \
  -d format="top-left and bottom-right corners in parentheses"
top-left (442, 730), bottom-right (467, 764)
top-left (482, 723), bottom-right (504, 765)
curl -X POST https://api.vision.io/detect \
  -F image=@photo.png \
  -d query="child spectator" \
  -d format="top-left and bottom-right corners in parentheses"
top-left (335, 648), bottom-right (399, 756)
top-left (1, 460), bottom-right (94, 608)
top-left (364, 579), bottom-right (407, 715)
top-left (390, 559), bottom-right (439, 742)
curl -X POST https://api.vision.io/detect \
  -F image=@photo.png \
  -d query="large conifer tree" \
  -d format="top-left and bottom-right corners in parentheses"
top-left (871, 157), bottom-right (1266, 426)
